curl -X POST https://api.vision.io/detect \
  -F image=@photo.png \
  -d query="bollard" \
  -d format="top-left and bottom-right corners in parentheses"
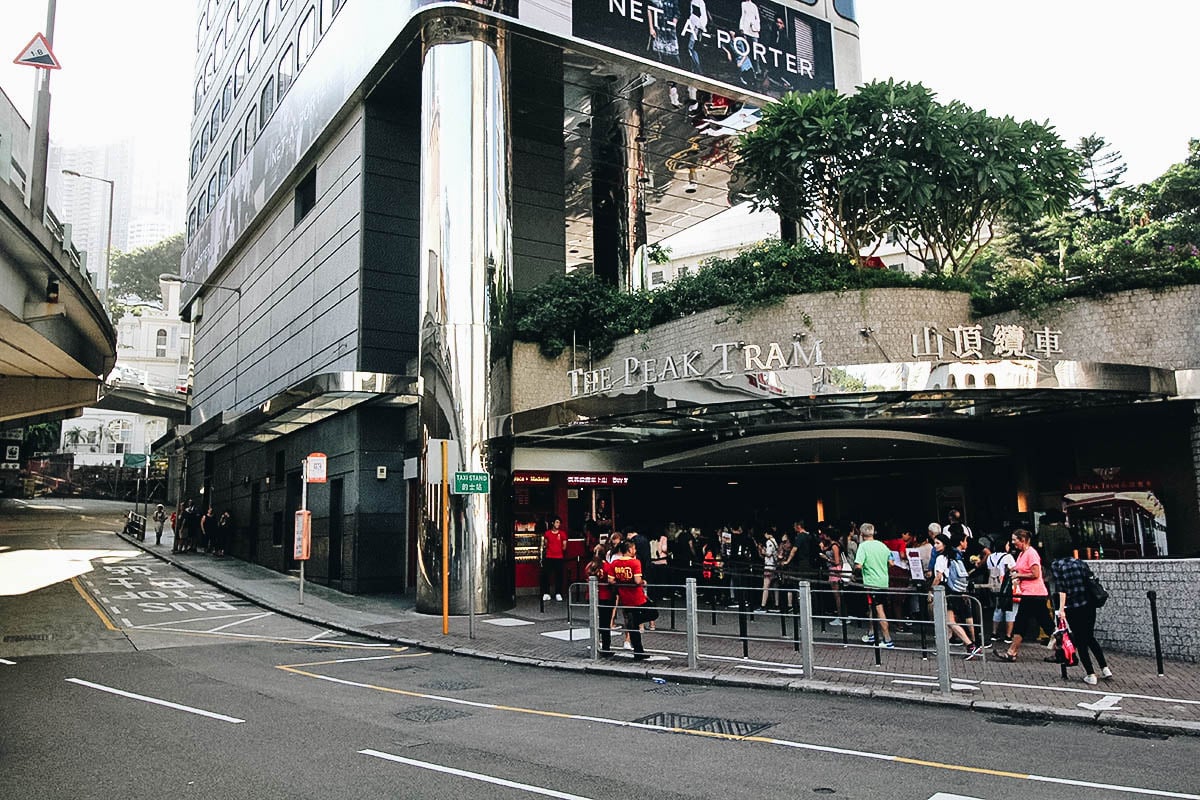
top-left (867, 592), bottom-right (881, 667)
top-left (1149, 590), bottom-right (1165, 677)
top-left (588, 576), bottom-right (599, 662)
top-left (932, 585), bottom-right (951, 693)
top-left (685, 577), bottom-right (699, 669)
top-left (738, 592), bottom-right (750, 658)
top-left (797, 581), bottom-right (814, 680)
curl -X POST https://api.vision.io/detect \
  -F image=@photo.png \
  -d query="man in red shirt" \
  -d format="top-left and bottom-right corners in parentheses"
top-left (605, 539), bottom-right (653, 660)
top-left (542, 517), bottom-right (568, 602)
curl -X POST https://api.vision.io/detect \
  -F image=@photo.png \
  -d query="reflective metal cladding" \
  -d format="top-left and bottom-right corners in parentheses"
top-left (415, 36), bottom-right (513, 614)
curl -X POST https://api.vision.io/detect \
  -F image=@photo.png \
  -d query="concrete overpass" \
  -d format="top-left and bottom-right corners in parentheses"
top-left (1, 114), bottom-right (116, 425)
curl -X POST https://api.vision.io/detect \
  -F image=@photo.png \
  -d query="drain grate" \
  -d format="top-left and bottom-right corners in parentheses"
top-left (1102, 726), bottom-right (1170, 741)
top-left (3, 634), bottom-right (50, 642)
top-left (419, 679), bottom-right (481, 692)
top-left (632, 711), bottom-right (773, 737)
top-left (395, 705), bottom-right (473, 723)
top-left (644, 684), bottom-right (707, 697)
top-left (986, 715), bottom-right (1049, 727)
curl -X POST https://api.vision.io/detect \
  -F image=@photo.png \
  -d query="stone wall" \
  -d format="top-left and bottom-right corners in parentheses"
top-left (978, 285), bottom-right (1200, 370)
top-left (1088, 559), bottom-right (1200, 663)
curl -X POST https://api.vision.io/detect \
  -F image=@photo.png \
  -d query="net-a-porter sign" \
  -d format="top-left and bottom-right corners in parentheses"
top-left (572, 0), bottom-right (835, 99)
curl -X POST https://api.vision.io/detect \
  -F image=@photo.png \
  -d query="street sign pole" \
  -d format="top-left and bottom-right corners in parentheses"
top-left (441, 439), bottom-right (449, 635)
top-left (299, 460), bottom-right (308, 605)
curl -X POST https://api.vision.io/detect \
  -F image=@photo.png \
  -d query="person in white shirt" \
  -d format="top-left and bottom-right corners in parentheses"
top-left (986, 539), bottom-right (1017, 644)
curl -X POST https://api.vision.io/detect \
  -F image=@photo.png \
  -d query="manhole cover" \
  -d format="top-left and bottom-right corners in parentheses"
top-left (395, 705), bottom-right (472, 723)
top-left (419, 679), bottom-right (481, 692)
top-left (986, 715), bottom-right (1048, 727)
top-left (644, 685), bottom-right (707, 697)
top-left (3, 634), bottom-right (50, 642)
top-left (1102, 727), bottom-right (1170, 741)
top-left (633, 711), bottom-right (773, 737)
top-left (293, 646), bottom-right (335, 653)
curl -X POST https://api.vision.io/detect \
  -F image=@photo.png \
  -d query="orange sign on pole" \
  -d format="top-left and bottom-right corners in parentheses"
top-left (305, 452), bottom-right (327, 483)
top-left (294, 510), bottom-right (311, 560)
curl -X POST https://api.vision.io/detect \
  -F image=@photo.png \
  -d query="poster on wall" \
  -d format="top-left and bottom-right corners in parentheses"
top-left (572, 0), bottom-right (834, 99)
top-left (1063, 477), bottom-right (1168, 558)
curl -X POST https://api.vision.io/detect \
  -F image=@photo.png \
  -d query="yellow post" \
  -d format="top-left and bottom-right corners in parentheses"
top-left (442, 439), bottom-right (449, 635)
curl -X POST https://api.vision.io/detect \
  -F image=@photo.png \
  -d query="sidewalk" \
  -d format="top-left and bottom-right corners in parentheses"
top-left (117, 526), bottom-right (1200, 737)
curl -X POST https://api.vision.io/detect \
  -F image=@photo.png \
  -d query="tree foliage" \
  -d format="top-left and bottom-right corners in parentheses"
top-left (735, 80), bottom-right (1080, 276)
top-left (108, 233), bottom-right (185, 311)
top-left (1075, 134), bottom-right (1128, 214)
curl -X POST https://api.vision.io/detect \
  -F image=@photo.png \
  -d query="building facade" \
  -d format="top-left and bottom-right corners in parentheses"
top-left (172, 0), bottom-right (1198, 613)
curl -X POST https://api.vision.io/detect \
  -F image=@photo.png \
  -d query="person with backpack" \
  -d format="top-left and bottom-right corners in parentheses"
top-left (986, 539), bottom-right (1017, 645)
top-left (932, 534), bottom-right (982, 659)
top-left (1050, 554), bottom-right (1112, 685)
top-left (994, 529), bottom-right (1053, 662)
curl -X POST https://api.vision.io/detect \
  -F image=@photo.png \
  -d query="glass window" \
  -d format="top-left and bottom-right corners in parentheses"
top-left (198, 188), bottom-right (208, 219)
top-left (203, 54), bottom-right (215, 91)
top-left (234, 48), bottom-right (248, 96)
top-left (298, 6), bottom-right (317, 68)
top-left (245, 105), bottom-right (258, 148)
top-left (194, 78), bottom-right (205, 113)
top-left (188, 206), bottom-right (197, 239)
top-left (224, 6), bottom-right (237, 44)
top-left (264, 0), bottom-right (276, 35)
top-left (231, 131), bottom-right (243, 167)
top-left (259, 78), bottom-right (275, 126)
top-left (190, 142), bottom-right (200, 178)
top-left (156, 329), bottom-right (168, 358)
top-left (219, 153), bottom-right (230, 194)
top-left (210, 105), bottom-right (221, 143)
top-left (277, 44), bottom-right (295, 100)
top-left (197, 14), bottom-right (207, 50)
top-left (199, 123), bottom-right (210, 159)
top-left (222, 77), bottom-right (234, 120)
top-left (833, 0), bottom-right (856, 21)
top-left (216, 25), bottom-right (226, 64)
top-left (207, 174), bottom-right (219, 213)
top-left (248, 21), bottom-right (261, 65)
top-left (320, 0), bottom-right (334, 30)
top-left (103, 419), bottom-right (132, 454)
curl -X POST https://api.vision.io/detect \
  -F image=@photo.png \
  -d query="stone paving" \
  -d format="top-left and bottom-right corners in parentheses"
top-left (115, 526), bottom-right (1200, 736)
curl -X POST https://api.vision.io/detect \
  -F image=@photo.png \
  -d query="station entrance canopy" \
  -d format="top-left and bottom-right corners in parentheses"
top-left (507, 360), bottom-right (1182, 470)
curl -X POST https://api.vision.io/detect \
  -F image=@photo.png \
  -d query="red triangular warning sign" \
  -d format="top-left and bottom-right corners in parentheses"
top-left (13, 33), bottom-right (60, 70)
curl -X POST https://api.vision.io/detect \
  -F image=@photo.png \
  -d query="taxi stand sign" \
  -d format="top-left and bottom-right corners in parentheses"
top-left (453, 471), bottom-right (489, 494)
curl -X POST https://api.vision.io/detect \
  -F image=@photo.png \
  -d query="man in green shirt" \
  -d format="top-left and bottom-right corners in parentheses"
top-left (854, 522), bottom-right (894, 647)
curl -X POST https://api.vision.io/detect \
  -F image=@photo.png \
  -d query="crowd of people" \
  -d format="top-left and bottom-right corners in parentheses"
top-left (157, 498), bottom-right (234, 557)
top-left (554, 510), bottom-right (1114, 684)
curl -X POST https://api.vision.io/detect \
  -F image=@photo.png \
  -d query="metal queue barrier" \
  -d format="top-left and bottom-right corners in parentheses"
top-left (569, 575), bottom-right (991, 693)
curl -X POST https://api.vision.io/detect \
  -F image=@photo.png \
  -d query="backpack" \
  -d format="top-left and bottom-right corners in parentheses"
top-left (945, 556), bottom-right (969, 593)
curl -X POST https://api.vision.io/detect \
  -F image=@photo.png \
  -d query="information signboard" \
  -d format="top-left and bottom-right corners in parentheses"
top-left (453, 472), bottom-right (489, 494)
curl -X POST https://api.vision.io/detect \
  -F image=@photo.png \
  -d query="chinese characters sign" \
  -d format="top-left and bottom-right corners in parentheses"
top-left (912, 325), bottom-right (1064, 361)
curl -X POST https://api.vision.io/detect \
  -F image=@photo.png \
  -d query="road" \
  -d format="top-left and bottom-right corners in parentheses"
top-left (2, 499), bottom-right (1197, 800)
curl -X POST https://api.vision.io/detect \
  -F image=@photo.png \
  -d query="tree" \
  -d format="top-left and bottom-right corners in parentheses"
top-left (23, 422), bottom-right (61, 456)
top-left (1075, 134), bottom-right (1127, 214)
top-left (736, 80), bottom-right (1081, 276)
top-left (108, 233), bottom-right (185, 311)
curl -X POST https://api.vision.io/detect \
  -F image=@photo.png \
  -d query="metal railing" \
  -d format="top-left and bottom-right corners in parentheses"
top-left (570, 577), bottom-right (990, 693)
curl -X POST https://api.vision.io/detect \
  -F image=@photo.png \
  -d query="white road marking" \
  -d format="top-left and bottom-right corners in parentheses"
top-left (0, 658), bottom-right (16, 665)
top-left (121, 618), bottom-right (132, 626)
top-left (291, 669), bottom-right (1199, 800)
top-left (541, 628), bottom-right (591, 641)
top-left (978, 679), bottom-right (1200, 707)
top-left (892, 679), bottom-right (978, 692)
top-left (65, 678), bottom-right (245, 723)
top-left (734, 665), bottom-right (805, 676)
top-left (360, 750), bottom-right (595, 800)
top-left (132, 612), bottom-right (265, 628)
top-left (1078, 694), bottom-right (1123, 712)
top-left (206, 612), bottom-right (273, 633)
top-left (481, 617), bottom-right (534, 627)
top-left (136, 626), bottom-right (389, 646)
top-left (306, 630), bottom-right (335, 641)
top-left (929, 793), bottom-right (985, 800)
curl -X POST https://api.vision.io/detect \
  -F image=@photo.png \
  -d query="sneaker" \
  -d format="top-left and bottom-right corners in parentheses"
top-left (829, 618), bottom-right (844, 626)
top-left (988, 635), bottom-right (999, 643)
top-left (965, 645), bottom-right (983, 661)
top-left (542, 593), bottom-right (551, 601)
top-left (555, 593), bottom-right (563, 602)
top-left (1003, 637), bottom-right (1013, 644)
top-left (861, 634), bottom-right (876, 644)
top-left (1101, 666), bottom-right (1113, 679)
top-left (623, 641), bottom-right (633, 650)
top-left (632, 653), bottom-right (650, 661)
top-left (1083, 674), bottom-right (1098, 685)
top-left (883, 640), bottom-right (895, 649)
top-left (950, 641), bottom-right (965, 649)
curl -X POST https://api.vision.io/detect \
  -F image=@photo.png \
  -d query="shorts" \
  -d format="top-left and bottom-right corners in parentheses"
top-left (1013, 596), bottom-right (1052, 640)
top-left (993, 605), bottom-right (1017, 623)
top-left (946, 593), bottom-right (972, 620)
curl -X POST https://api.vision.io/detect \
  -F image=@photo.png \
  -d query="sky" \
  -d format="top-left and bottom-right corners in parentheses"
top-left (0, 1), bottom-right (1195, 189)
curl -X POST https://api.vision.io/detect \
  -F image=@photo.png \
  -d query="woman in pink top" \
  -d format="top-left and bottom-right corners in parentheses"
top-left (994, 528), bottom-right (1053, 661)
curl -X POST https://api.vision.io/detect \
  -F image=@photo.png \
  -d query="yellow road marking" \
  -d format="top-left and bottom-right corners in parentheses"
top-left (70, 577), bottom-right (117, 631)
top-left (277, 662), bottom-right (1199, 799)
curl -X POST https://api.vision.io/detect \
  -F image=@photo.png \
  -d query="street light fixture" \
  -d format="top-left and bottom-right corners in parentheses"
top-left (61, 168), bottom-right (114, 308)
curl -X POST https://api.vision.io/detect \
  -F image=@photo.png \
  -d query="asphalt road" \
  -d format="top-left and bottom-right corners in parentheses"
top-left (2, 499), bottom-right (1197, 800)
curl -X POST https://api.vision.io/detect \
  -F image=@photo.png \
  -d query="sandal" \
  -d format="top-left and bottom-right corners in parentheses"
top-left (994, 650), bottom-right (1017, 662)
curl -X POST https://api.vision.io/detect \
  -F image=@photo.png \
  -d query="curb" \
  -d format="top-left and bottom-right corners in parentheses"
top-left (114, 530), bottom-right (1199, 738)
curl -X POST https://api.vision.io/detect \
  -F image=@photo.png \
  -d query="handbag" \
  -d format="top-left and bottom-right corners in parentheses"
top-left (1084, 565), bottom-right (1109, 608)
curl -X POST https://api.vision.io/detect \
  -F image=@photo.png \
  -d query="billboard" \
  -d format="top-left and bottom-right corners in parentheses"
top-left (572, 0), bottom-right (834, 98)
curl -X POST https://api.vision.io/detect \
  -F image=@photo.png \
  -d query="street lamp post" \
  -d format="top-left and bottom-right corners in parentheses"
top-left (61, 168), bottom-right (114, 307)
